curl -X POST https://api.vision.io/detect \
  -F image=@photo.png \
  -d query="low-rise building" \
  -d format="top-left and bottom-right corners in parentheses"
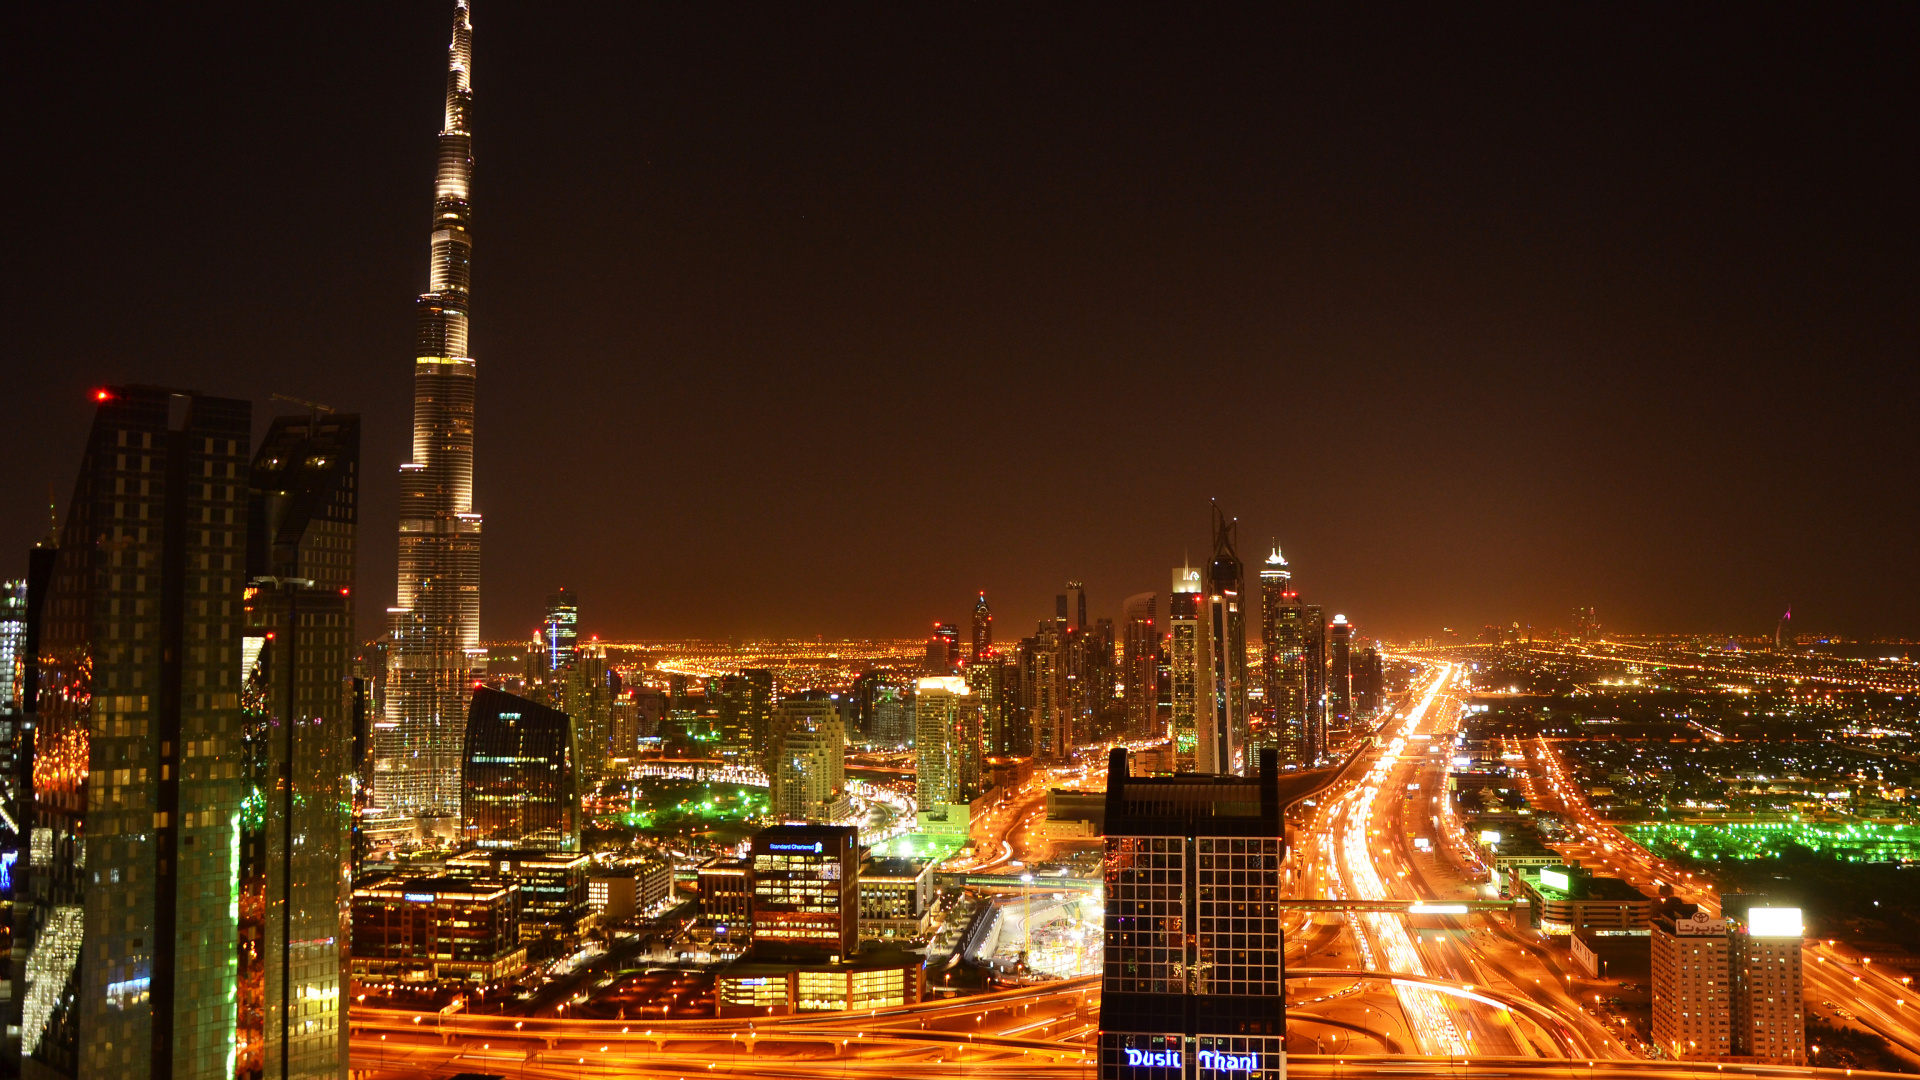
top-left (349, 874), bottom-right (527, 990)
top-left (1510, 864), bottom-right (1653, 935)
top-left (858, 856), bottom-right (936, 941)
top-left (715, 946), bottom-right (924, 1018)
top-left (445, 847), bottom-right (594, 959)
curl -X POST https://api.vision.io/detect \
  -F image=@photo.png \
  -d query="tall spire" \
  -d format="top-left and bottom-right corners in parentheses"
top-left (380, 0), bottom-right (484, 819)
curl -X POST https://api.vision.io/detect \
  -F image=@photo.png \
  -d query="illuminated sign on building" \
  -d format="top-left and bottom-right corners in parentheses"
top-left (768, 841), bottom-right (825, 853)
top-left (1539, 868), bottom-right (1570, 892)
top-left (1746, 907), bottom-right (1804, 938)
top-left (403, 893), bottom-right (435, 903)
top-left (1123, 1048), bottom-right (1182, 1069)
top-left (1197, 1049), bottom-right (1260, 1073)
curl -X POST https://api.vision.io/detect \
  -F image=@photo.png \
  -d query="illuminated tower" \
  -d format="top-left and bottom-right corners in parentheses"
top-left (970, 592), bottom-right (993, 662)
top-left (1199, 505), bottom-right (1247, 776)
top-left (382, 0), bottom-right (483, 819)
top-left (1260, 546), bottom-right (1311, 764)
top-left (544, 588), bottom-right (577, 672)
top-left (1167, 563), bottom-right (1205, 771)
top-left (1327, 615), bottom-right (1352, 738)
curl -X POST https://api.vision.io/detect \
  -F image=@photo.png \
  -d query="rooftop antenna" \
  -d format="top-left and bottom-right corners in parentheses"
top-left (270, 392), bottom-right (335, 425)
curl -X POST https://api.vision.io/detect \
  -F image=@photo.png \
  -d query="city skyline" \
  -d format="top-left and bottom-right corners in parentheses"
top-left (3, 6), bottom-right (1915, 643)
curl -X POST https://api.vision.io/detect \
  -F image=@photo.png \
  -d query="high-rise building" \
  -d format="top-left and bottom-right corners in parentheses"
top-left (925, 623), bottom-right (959, 674)
top-left (769, 707), bottom-right (846, 823)
top-left (1652, 904), bottom-right (1732, 1059)
top-left (543, 588), bottom-right (578, 672)
top-left (1064, 581), bottom-right (1086, 633)
top-left (383, 0), bottom-right (484, 820)
top-left (1327, 615), bottom-right (1353, 739)
top-left (240, 411), bottom-right (358, 1080)
top-left (1572, 606), bottom-right (1600, 641)
top-left (1302, 605), bottom-right (1326, 765)
top-left (1097, 747), bottom-right (1285, 1080)
top-left (461, 687), bottom-right (579, 851)
top-left (563, 644), bottom-right (617, 783)
top-left (1725, 898), bottom-right (1806, 1063)
top-left (964, 656), bottom-right (1004, 771)
top-left (971, 593), bottom-right (993, 663)
top-left (869, 681), bottom-right (912, 749)
top-left (0, 580), bottom-right (26, 709)
top-left (914, 676), bottom-right (970, 807)
top-left (749, 824), bottom-right (860, 962)
top-left (23, 386), bottom-right (251, 1079)
top-left (1018, 624), bottom-right (1066, 762)
top-left (1200, 506), bottom-right (1249, 776)
top-left (1167, 564), bottom-right (1205, 772)
top-left (1258, 547), bottom-right (1308, 762)
top-left (1121, 593), bottom-right (1159, 741)
top-left (1354, 646), bottom-right (1382, 720)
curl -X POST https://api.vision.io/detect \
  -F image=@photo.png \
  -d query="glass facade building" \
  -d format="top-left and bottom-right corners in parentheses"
top-left (1098, 746), bottom-right (1286, 1080)
top-left (460, 687), bottom-right (579, 851)
top-left (22, 387), bottom-right (251, 1080)
top-left (749, 825), bottom-right (859, 962)
top-left (240, 412), bottom-right (359, 1080)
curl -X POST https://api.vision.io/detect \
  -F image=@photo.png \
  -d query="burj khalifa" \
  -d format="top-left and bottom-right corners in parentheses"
top-left (379, 0), bottom-right (483, 818)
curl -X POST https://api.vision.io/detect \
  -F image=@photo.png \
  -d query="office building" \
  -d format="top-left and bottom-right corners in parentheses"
top-left (869, 681), bottom-right (912, 748)
top-left (543, 588), bottom-right (578, 672)
top-left (1259, 547), bottom-right (1312, 765)
top-left (925, 623), bottom-right (959, 674)
top-left (971, 592), bottom-right (993, 662)
top-left (444, 848), bottom-right (592, 961)
top-left (965, 656), bottom-right (1006, 771)
top-left (749, 825), bottom-right (860, 962)
top-left (348, 873), bottom-right (524, 990)
top-left (1354, 646), bottom-right (1382, 720)
top-left (461, 687), bottom-right (579, 851)
top-left (382, 0), bottom-right (484, 820)
top-left (1200, 505), bottom-right (1248, 776)
top-left (858, 857), bottom-right (937, 941)
top-left (1121, 593), bottom-right (1159, 741)
top-left (1098, 747), bottom-right (1286, 1080)
top-left (241, 411), bottom-right (359, 1080)
top-left (1509, 864), bottom-right (1653, 935)
top-left (19, 386), bottom-right (251, 1079)
top-left (1301, 605), bottom-right (1326, 764)
top-left (1327, 615), bottom-right (1352, 738)
top-left (697, 857), bottom-right (753, 939)
top-left (716, 668), bottom-right (773, 761)
top-left (769, 706), bottom-right (847, 823)
top-left (1167, 564), bottom-right (1205, 772)
top-left (767, 694), bottom-right (838, 772)
top-left (1063, 581), bottom-right (1086, 633)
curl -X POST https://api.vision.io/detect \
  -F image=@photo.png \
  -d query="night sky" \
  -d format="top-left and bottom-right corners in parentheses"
top-left (3, 5), bottom-right (1915, 643)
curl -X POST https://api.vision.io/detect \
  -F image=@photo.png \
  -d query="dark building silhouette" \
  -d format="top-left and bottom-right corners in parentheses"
top-left (461, 687), bottom-right (579, 851)
top-left (240, 410), bottom-right (358, 1080)
top-left (1121, 593), bottom-right (1159, 741)
top-left (543, 588), bottom-right (577, 672)
top-left (971, 592), bottom-right (993, 663)
top-left (1098, 747), bottom-right (1286, 1080)
top-left (23, 386), bottom-right (252, 1079)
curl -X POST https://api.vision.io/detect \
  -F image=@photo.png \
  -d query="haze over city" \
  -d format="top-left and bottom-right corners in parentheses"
top-left (5, 5), bottom-right (1915, 642)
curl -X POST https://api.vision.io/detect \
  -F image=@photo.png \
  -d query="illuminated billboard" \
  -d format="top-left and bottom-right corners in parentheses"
top-left (1746, 907), bottom-right (1803, 938)
top-left (1539, 868), bottom-right (1570, 892)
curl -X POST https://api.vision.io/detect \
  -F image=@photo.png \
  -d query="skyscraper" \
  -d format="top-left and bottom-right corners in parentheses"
top-left (1260, 548), bottom-right (1312, 766)
top-left (543, 588), bottom-right (577, 672)
top-left (924, 623), bottom-right (958, 674)
top-left (1018, 623), bottom-right (1066, 761)
top-left (1168, 564), bottom-right (1204, 772)
top-left (241, 411), bottom-right (358, 1080)
top-left (383, 0), bottom-right (483, 820)
top-left (1200, 506), bottom-right (1248, 775)
top-left (768, 708), bottom-right (846, 823)
top-left (0, 580), bottom-right (26, 709)
top-left (1327, 615), bottom-right (1352, 740)
top-left (23, 386), bottom-right (251, 1079)
top-left (1064, 581), bottom-right (1086, 633)
top-left (1120, 593), bottom-right (1158, 741)
top-left (461, 687), bottom-right (579, 851)
top-left (1098, 747), bottom-right (1285, 1080)
top-left (970, 592), bottom-right (992, 663)
top-left (1302, 604), bottom-right (1326, 765)
top-left (913, 676), bottom-right (970, 808)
